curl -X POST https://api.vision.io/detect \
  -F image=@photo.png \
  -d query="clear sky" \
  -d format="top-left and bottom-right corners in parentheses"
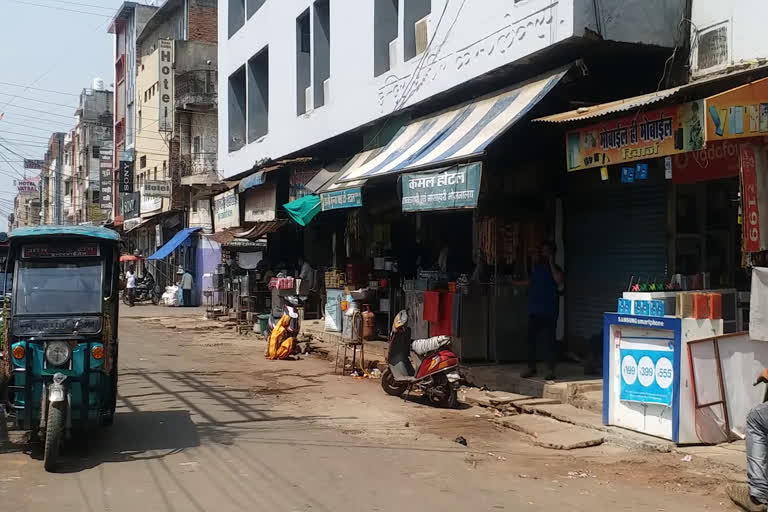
top-left (0, 0), bottom-right (134, 229)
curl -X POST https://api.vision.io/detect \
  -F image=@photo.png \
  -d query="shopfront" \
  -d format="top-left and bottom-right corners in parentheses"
top-left (538, 74), bottom-right (768, 443)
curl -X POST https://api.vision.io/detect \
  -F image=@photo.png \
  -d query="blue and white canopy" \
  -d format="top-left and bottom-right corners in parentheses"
top-left (335, 67), bottom-right (568, 184)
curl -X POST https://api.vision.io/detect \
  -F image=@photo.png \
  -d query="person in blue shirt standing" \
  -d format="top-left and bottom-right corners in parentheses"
top-left (523, 241), bottom-right (564, 381)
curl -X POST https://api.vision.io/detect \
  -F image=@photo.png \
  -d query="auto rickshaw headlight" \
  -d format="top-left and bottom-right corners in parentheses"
top-left (45, 341), bottom-right (71, 367)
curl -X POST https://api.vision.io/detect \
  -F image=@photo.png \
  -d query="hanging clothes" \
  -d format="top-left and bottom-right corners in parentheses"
top-left (423, 291), bottom-right (440, 323)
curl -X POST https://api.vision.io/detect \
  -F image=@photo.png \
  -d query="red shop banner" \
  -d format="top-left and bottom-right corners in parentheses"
top-left (740, 144), bottom-right (761, 253)
top-left (672, 140), bottom-right (741, 184)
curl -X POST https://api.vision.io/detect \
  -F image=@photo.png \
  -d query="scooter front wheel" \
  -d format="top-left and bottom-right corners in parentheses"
top-left (381, 368), bottom-right (408, 397)
top-left (43, 401), bottom-right (65, 472)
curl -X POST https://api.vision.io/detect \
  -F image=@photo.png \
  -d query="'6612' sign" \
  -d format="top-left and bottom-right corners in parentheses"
top-left (741, 145), bottom-right (761, 253)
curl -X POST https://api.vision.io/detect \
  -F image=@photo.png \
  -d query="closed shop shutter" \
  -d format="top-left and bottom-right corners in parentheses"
top-left (565, 180), bottom-right (667, 342)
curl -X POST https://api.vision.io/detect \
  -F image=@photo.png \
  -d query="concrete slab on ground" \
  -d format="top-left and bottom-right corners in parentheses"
top-left (460, 388), bottom-right (531, 407)
top-left (495, 413), bottom-right (605, 450)
top-left (462, 363), bottom-right (602, 404)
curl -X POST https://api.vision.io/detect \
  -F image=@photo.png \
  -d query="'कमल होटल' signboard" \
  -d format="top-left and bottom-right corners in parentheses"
top-left (566, 101), bottom-right (705, 171)
top-left (401, 162), bottom-right (482, 212)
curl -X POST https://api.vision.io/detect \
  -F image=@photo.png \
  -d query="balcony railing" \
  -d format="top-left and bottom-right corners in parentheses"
top-left (180, 152), bottom-right (218, 178)
top-left (176, 70), bottom-right (217, 111)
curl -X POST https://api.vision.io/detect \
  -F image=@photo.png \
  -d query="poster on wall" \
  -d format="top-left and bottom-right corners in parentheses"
top-left (141, 192), bottom-right (162, 215)
top-left (401, 162), bottom-right (482, 212)
top-left (99, 150), bottom-right (114, 211)
top-left (213, 188), bottom-right (240, 230)
top-left (705, 76), bottom-right (768, 141)
top-left (619, 347), bottom-right (674, 406)
top-left (566, 101), bottom-right (705, 171)
top-left (244, 184), bottom-right (276, 222)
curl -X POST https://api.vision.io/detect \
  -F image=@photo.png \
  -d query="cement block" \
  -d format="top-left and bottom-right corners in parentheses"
top-left (534, 429), bottom-right (605, 450)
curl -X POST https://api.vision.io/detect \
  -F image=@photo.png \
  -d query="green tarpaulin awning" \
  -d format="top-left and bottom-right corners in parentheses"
top-left (283, 195), bottom-right (321, 227)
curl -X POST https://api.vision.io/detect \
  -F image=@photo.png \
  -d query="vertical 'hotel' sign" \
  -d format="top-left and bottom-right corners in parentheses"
top-left (158, 39), bottom-right (174, 133)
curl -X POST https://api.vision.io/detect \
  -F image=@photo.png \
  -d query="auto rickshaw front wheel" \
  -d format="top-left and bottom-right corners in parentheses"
top-left (43, 402), bottom-right (65, 472)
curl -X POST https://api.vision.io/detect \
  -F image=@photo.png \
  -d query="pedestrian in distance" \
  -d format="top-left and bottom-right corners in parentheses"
top-left (523, 240), bottom-right (564, 381)
top-left (125, 264), bottom-right (137, 307)
top-left (180, 268), bottom-right (194, 307)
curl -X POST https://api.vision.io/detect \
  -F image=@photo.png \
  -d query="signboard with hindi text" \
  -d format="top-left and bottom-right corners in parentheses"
top-left (401, 162), bottom-right (481, 212)
top-left (213, 188), bottom-right (240, 230)
top-left (566, 101), bottom-right (705, 171)
top-left (321, 188), bottom-right (363, 211)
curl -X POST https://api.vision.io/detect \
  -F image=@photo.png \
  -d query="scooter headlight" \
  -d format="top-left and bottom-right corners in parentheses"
top-left (45, 341), bottom-right (71, 367)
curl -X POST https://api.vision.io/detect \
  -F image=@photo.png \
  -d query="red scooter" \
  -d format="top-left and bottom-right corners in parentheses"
top-left (381, 310), bottom-right (461, 408)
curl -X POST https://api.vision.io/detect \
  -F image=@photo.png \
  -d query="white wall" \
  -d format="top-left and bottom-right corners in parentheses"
top-left (690, 0), bottom-right (768, 78)
top-left (218, 0), bottom-right (685, 178)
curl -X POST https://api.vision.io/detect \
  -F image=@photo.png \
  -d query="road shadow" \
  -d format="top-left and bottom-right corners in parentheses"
top-left (26, 409), bottom-right (200, 472)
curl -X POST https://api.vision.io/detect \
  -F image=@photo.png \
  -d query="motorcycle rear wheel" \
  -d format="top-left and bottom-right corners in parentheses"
top-left (381, 368), bottom-right (408, 397)
top-left (430, 374), bottom-right (458, 409)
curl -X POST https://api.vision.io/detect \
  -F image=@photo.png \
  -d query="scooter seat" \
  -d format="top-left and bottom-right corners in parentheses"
top-left (411, 336), bottom-right (451, 356)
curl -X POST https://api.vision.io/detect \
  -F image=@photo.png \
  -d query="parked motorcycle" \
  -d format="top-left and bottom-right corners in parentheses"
top-left (122, 278), bottom-right (161, 305)
top-left (264, 294), bottom-right (305, 340)
top-left (381, 310), bottom-right (461, 408)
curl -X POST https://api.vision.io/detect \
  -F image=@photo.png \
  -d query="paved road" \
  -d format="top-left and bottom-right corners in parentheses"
top-left (0, 316), bottom-right (732, 511)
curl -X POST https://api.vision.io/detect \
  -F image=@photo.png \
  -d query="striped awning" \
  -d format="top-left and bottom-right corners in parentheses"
top-left (335, 67), bottom-right (568, 183)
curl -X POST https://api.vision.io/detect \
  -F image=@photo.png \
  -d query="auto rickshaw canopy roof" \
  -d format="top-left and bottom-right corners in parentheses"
top-left (10, 225), bottom-right (120, 242)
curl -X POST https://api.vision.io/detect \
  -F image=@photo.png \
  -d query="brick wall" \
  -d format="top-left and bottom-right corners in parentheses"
top-left (188, 5), bottom-right (217, 44)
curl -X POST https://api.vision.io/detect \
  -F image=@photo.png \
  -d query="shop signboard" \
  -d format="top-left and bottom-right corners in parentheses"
top-left (741, 144), bottom-right (762, 253)
top-left (141, 192), bottom-right (162, 215)
top-left (23, 159), bottom-right (43, 170)
top-left (320, 188), bottom-right (363, 211)
top-left (244, 184), bottom-right (276, 222)
top-left (705, 77), bottom-right (768, 141)
top-left (401, 162), bottom-right (482, 212)
top-left (619, 347), bottom-right (674, 406)
top-left (213, 188), bottom-right (240, 230)
top-left (120, 192), bottom-right (140, 220)
top-left (672, 140), bottom-right (740, 184)
top-left (99, 152), bottom-right (114, 211)
top-left (566, 101), bottom-right (705, 171)
top-left (158, 39), bottom-right (174, 133)
top-left (118, 161), bottom-right (134, 193)
top-left (141, 181), bottom-right (171, 198)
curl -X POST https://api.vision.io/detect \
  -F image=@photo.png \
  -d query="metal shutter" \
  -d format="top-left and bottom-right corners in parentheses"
top-left (566, 182), bottom-right (667, 341)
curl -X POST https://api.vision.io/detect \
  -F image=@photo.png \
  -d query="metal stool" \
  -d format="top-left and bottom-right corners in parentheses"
top-left (335, 339), bottom-right (365, 376)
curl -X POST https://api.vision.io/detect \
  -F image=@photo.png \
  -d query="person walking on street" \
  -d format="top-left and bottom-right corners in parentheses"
top-left (125, 265), bottom-right (137, 307)
top-left (180, 268), bottom-right (194, 307)
top-left (523, 241), bottom-right (564, 381)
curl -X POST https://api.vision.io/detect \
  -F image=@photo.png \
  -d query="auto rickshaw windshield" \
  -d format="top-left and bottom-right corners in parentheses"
top-left (15, 260), bottom-right (103, 315)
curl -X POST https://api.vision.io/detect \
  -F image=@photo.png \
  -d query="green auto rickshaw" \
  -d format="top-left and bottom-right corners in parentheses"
top-left (2, 226), bottom-right (120, 471)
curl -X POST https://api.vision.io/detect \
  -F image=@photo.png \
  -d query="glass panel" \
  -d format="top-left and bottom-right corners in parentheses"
top-left (15, 260), bottom-right (103, 315)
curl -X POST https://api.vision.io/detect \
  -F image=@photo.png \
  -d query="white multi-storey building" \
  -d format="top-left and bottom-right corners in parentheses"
top-left (218, 0), bottom-right (687, 178)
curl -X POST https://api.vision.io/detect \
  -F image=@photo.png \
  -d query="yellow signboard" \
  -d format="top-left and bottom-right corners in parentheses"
top-left (705, 77), bottom-right (768, 141)
top-left (566, 101), bottom-right (704, 171)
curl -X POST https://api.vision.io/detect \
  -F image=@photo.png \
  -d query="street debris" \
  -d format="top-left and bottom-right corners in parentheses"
top-left (680, 454), bottom-right (692, 463)
top-left (567, 470), bottom-right (596, 479)
top-left (454, 436), bottom-right (468, 446)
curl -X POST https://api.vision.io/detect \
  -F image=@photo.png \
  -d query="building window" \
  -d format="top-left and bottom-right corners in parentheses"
top-left (374, 0), bottom-right (399, 77)
top-left (229, 0), bottom-right (245, 38)
top-left (296, 10), bottom-right (311, 115)
top-left (153, 167), bottom-right (158, 180)
top-left (138, 110), bottom-right (142, 132)
top-left (92, 146), bottom-right (100, 159)
top-left (404, 0), bottom-right (431, 61)
top-left (140, 155), bottom-right (147, 168)
top-left (248, 46), bottom-right (269, 142)
top-left (163, 160), bottom-right (167, 178)
top-left (64, 181), bottom-right (72, 196)
top-left (247, 0), bottom-right (265, 19)
top-left (313, 0), bottom-right (330, 108)
top-left (92, 190), bottom-right (99, 204)
top-left (228, 66), bottom-right (247, 152)
top-left (193, 135), bottom-right (202, 156)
